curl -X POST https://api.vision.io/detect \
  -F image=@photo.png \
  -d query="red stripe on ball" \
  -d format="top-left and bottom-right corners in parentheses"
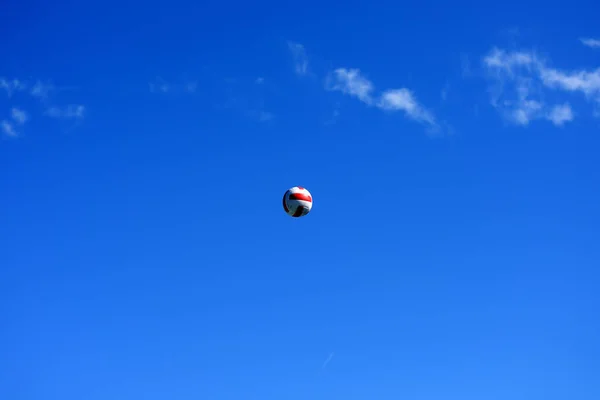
top-left (289, 193), bottom-right (312, 202)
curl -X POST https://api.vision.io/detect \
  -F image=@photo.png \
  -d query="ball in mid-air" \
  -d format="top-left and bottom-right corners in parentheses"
top-left (282, 186), bottom-right (313, 217)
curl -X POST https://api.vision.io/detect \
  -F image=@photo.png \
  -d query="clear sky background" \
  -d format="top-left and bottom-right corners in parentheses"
top-left (1, 1), bottom-right (599, 399)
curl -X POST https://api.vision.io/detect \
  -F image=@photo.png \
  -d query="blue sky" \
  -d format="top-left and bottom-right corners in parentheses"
top-left (2, 0), bottom-right (600, 399)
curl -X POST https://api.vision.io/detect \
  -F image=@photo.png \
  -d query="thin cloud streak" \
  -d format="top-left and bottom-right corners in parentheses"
top-left (45, 105), bottom-right (86, 119)
top-left (149, 77), bottom-right (198, 94)
top-left (288, 41), bottom-right (309, 76)
top-left (325, 67), bottom-right (438, 131)
top-left (321, 352), bottom-right (334, 370)
top-left (580, 37), bottom-right (600, 49)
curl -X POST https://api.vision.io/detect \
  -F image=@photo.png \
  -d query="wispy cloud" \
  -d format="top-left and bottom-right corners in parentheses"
top-left (288, 41), bottom-right (309, 76)
top-left (216, 77), bottom-right (276, 123)
top-left (546, 103), bottom-right (573, 126)
top-left (11, 107), bottom-right (28, 125)
top-left (580, 37), bottom-right (600, 49)
top-left (325, 67), bottom-right (438, 131)
top-left (441, 83), bottom-right (450, 101)
top-left (1, 107), bottom-right (28, 137)
top-left (378, 88), bottom-right (437, 126)
top-left (259, 111), bottom-right (274, 121)
top-left (0, 78), bottom-right (26, 97)
top-left (540, 66), bottom-right (600, 98)
top-left (321, 352), bottom-right (334, 370)
top-left (245, 109), bottom-right (274, 122)
top-left (149, 78), bottom-right (170, 93)
top-left (185, 81), bottom-right (198, 93)
top-left (327, 68), bottom-right (374, 104)
top-left (45, 104), bottom-right (85, 119)
top-left (460, 54), bottom-right (473, 78)
top-left (0, 78), bottom-right (62, 100)
top-left (0, 76), bottom-right (86, 138)
top-left (149, 77), bottom-right (198, 94)
top-left (482, 46), bottom-right (600, 125)
top-left (1, 120), bottom-right (17, 137)
top-left (30, 80), bottom-right (55, 99)
top-left (324, 103), bottom-right (341, 126)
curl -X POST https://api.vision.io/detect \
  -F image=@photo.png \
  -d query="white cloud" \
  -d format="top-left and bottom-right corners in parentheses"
top-left (539, 67), bottom-right (600, 98)
top-left (0, 78), bottom-right (26, 97)
top-left (0, 76), bottom-right (86, 139)
top-left (11, 107), bottom-right (28, 125)
top-left (45, 104), bottom-right (85, 119)
top-left (328, 68), bottom-right (375, 104)
top-left (0, 78), bottom-right (59, 99)
top-left (258, 111), bottom-right (274, 121)
top-left (30, 80), bottom-right (55, 99)
top-left (511, 98), bottom-right (543, 125)
top-left (324, 103), bottom-right (341, 126)
top-left (288, 41), bottom-right (308, 76)
top-left (149, 78), bottom-right (170, 93)
top-left (378, 88), bottom-right (436, 125)
top-left (242, 109), bottom-right (274, 123)
top-left (441, 83), bottom-right (450, 101)
top-left (0, 108), bottom-right (29, 137)
top-left (461, 54), bottom-right (473, 78)
top-left (215, 75), bottom-right (275, 123)
top-left (482, 46), bottom-right (600, 125)
top-left (580, 38), bottom-right (600, 49)
top-left (326, 67), bottom-right (438, 130)
top-left (483, 48), bottom-right (537, 72)
top-left (184, 81), bottom-right (198, 93)
top-left (1, 120), bottom-right (17, 137)
top-left (149, 77), bottom-right (198, 94)
top-left (321, 352), bottom-right (334, 370)
top-left (546, 103), bottom-right (574, 126)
